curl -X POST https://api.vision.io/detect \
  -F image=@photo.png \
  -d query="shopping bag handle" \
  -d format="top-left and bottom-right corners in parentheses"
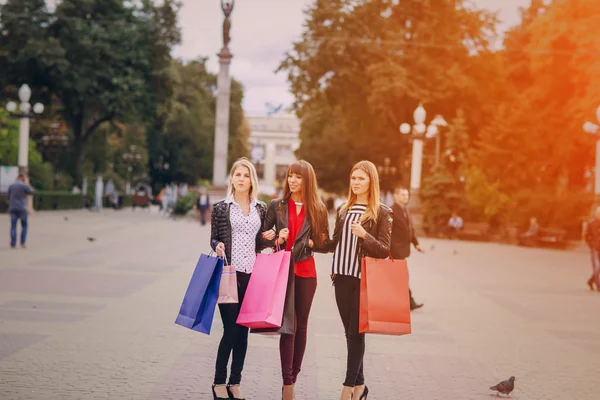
top-left (388, 251), bottom-right (395, 261)
top-left (222, 252), bottom-right (230, 266)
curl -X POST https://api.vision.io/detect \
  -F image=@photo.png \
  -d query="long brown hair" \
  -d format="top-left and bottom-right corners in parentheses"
top-left (340, 160), bottom-right (381, 222)
top-left (281, 160), bottom-right (328, 247)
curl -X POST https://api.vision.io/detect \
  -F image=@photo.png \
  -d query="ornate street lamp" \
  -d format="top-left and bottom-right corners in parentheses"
top-left (400, 104), bottom-right (447, 207)
top-left (6, 85), bottom-right (45, 172)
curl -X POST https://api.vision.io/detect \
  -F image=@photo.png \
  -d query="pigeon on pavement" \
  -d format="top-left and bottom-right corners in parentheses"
top-left (490, 376), bottom-right (515, 397)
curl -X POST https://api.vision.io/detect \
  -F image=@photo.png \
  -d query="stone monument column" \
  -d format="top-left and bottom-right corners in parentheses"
top-left (212, 0), bottom-right (235, 189)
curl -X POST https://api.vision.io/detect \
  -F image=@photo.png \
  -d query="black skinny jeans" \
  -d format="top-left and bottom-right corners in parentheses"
top-left (214, 271), bottom-right (251, 385)
top-left (334, 274), bottom-right (365, 387)
top-left (280, 276), bottom-right (317, 385)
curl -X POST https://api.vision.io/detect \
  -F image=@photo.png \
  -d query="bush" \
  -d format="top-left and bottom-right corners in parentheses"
top-left (33, 191), bottom-right (84, 211)
top-left (506, 189), bottom-right (593, 238)
top-left (173, 192), bottom-right (199, 215)
top-left (258, 193), bottom-right (272, 207)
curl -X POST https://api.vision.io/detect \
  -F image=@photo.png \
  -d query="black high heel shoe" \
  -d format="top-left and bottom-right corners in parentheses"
top-left (359, 385), bottom-right (369, 399)
top-left (226, 384), bottom-right (246, 400)
top-left (212, 384), bottom-right (229, 400)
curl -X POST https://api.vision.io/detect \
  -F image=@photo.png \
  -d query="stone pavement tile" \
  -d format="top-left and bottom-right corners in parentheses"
top-left (0, 211), bottom-right (599, 399)
top-left (0, 269), bottom-right (155, 297)
top-left (0, 333), bottom-right (48, 361)
top-left (0, 300), bottom-right (105, 313)
top-left (0, 308), bottom-right (89, 323)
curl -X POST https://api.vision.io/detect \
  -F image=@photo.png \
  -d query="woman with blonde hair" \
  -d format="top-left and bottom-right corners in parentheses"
top-left (328, 160), bottom-right (393, 400)
top-left (210, 158), bottom-right (275, 400)
top-left (262, 160), bottom-right (330, 400)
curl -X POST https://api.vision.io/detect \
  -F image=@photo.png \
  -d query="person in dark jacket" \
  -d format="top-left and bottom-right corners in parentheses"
top-left (328, 160), bottom-right (392, 400)
top-left (390, 186), bottom-right (424, 310)
top-left (584, 205), bottom-right (600, 292)
top-left (262, 160), bottom-right (330, 400)
top-left (194, 187), bottom-right (211, 225)
top-left (209, 158), bottom-right (275, 400)
top-left (8, 173), bottom-right (33, 249)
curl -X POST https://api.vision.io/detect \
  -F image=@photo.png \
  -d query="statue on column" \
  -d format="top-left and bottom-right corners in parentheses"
top-left (221, 0), bottom-right (235, 49)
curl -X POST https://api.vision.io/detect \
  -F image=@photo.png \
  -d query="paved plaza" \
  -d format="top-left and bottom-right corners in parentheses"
top-left (0, 209), bottom-right (598, 399)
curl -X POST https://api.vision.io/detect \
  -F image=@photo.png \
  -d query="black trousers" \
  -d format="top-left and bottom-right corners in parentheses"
top-left (280, 276), bottom-right (317, 385)
top-left (214, 271), bottom-right (251, 385)
top-left (334, 274), bottom-right (365, 387)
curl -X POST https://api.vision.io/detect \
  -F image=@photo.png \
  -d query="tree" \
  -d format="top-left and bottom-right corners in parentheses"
top-left (279, 0), bottom-right (499, 191)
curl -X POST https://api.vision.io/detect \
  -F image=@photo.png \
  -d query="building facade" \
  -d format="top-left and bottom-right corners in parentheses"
top-left (247, 112), bottom-right (300, 196)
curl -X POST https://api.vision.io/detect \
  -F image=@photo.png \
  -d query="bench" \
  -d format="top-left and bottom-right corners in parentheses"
top-left (536, 228), bottom-right (567, 248)
top-left (455, 222), bottom-right (490, 241)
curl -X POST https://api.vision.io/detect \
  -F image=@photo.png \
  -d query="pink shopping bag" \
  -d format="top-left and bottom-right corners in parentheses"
top-left (236, 249), bottom-right (291, 329)
top-left (217, 264), bottom-right (238, 304)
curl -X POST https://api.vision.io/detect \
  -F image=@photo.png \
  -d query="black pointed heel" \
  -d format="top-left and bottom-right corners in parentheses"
top-left (226, 384), bottom-right (246, 400)
top-left (212, 384), bottom-right (230, 400)
top-left (359, 385), bottom-right (369, 399)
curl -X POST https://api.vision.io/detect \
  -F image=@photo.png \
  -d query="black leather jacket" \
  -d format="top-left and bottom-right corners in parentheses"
top-left (328, 203), bottom-right (393, 261)
top-left (263, 197), bottom-right (331, 263)
top-left (210, 199), bottom-right (269, 263)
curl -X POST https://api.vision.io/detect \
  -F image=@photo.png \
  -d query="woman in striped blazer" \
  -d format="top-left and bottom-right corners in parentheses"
top-left (328, 160), bottom-right (393, 400)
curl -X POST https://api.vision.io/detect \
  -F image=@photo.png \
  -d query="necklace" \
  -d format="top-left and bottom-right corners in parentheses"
top-left (294, 201), bottom-right (303, 206)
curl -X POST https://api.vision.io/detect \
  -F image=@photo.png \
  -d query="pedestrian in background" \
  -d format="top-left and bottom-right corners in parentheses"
top-left (390, 186), bottom-right (424, 310)
top-left (8, 173), bottom-right (33, 249)
top-left (584, 205), bottom-right (600, 292)
top-left (194, 187), bottom-right (211, 225)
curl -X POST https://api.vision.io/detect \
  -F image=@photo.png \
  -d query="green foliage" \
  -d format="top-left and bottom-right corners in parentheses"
top-left (172, 191), bottom-right (199, 215)
top-left (160, 59), bottom-right (247, 185)
top-left (0, 0), bottom-right (183, 184)
top-left (279, 0), bottom-right (498, 191)
top-left (32, 191), bottom-right (84, 211)
top-left (421, 109), bottom-right (470, 231)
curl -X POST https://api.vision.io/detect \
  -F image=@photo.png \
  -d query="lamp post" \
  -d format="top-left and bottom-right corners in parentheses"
top-left (583, 105), bottom-right (600, 199)
top-left (399, 105), bottom-right (447, 208)
top-left (122, 145), bottom-right (142, 195)
top-left (377, 157), bottom-right (397, 205)
top-left (5, 84), bottom-right (45, 173)
top-left (40, 123), bottom-right (69, 190)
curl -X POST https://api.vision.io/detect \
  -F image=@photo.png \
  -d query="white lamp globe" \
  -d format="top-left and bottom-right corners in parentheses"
top-left (425, 124), bottom-right (438, 138)
top-left (6, 101), bottom-right (17, 113)
top-left (33, 103), bottom-right (44, 114)
top-left (399, 123), bottom-right (411, 135)
top-left (413, 104), bottom-right (426, 124)
top-left (18, 84), bottom-right (32, 103)
top-left (414, 123), bottom-right (426, 135)
top-left (19, 102), bottom-right (31, 114)
top-left (584, 121), bottom-right (599, 134)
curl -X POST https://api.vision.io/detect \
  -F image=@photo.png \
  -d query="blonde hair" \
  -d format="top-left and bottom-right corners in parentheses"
top-left (340, 160), bottom-right (381, 222)
top-left (227, 157), bottom-right (259, 201)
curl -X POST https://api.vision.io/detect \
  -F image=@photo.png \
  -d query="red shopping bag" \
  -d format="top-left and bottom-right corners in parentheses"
top-left (236, 248), bottom-right (291, 329)
top-left (359, 257), bottom-right (411, 335)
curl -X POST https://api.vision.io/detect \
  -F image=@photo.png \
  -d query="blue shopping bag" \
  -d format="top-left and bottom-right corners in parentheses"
top-left (175, 253), bottom-right (224, 335)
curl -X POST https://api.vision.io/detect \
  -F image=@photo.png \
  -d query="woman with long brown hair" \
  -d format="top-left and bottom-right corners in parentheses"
top-left (328, 160), bottom-right (393, 400)
top-left (263, 160), bottom-right (330, 400)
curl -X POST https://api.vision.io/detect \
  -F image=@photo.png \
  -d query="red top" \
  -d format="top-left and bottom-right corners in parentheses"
top-left (287, 200), bottom-right (316, 278)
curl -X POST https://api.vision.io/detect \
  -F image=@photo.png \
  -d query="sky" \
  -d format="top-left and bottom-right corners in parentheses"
top-left (174, 0), bottom-right (531, 115)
